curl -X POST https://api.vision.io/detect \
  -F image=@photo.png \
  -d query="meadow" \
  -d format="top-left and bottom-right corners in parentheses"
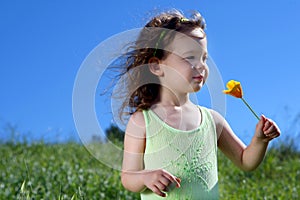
top-left (0, 140), bottom-right (299, 200)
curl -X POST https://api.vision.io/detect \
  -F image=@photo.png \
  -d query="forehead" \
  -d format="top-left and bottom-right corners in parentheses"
top-left (168, 28), bottom-right (207, 56)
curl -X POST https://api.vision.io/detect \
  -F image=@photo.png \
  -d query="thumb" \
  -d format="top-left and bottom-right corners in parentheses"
top-left (256, 115), bottom-right (265, 130)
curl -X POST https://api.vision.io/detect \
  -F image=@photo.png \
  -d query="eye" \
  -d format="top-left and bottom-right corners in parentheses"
top-left (184, 56), bottom-right (196, 60)
top-left (183, 56), bottom-right (196, 65)
top-left (202, 54), bottom-right (208, 62)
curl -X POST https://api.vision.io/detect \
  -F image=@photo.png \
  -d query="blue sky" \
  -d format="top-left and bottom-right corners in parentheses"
top-left (1, 0), bottom-right (300, 145)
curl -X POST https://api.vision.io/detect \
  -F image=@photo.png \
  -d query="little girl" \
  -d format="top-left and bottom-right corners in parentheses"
top-left (120, 9), bottom-right (280, 199)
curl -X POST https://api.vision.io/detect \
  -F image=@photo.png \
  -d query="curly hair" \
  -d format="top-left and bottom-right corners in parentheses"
top-left (118, 9), bottom-right (206, 119)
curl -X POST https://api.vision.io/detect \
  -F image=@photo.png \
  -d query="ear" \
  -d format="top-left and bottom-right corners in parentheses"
top-left (148, 57), bottom-right (164, 76)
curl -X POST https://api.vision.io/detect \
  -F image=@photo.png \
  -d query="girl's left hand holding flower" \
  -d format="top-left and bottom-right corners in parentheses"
top-left (255, 115), bottom-right (281, 142)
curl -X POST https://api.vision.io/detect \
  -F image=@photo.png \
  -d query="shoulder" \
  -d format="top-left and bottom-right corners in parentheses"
top-left (128, 110), bottom-right (146, 127)
top-left (199, 106), bottom-right (225, 125)
top-left (207, 108), bottom-right (227, 139)
top-left (126, 110), bottom-right (146, 138)
top-left (208, 109), bottom-right (225, 123)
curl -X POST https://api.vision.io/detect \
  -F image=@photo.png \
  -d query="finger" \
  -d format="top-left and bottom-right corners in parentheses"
top-left (267, 131), bottom-right (280, 138)
top-left (263, 124), bottom-right (276, 135)
top-left (156, 181), bottom-right (167, 191)
top-left (162, 172), bottom-right (181, 188)
top-left (256, 115), bottom-right (265, 130)
top-left (152, 185), bottom-right (166, 197)
top-left (159, 176), bottom-right (171, 188)
top-left (264, 122), bottom-right (280, 134)
top-left (175, 177), bottom-right (182, 185)
top-left (263, 120), bottom-right (273, 132)
top-left (263, 132), bottom-right (280, 142)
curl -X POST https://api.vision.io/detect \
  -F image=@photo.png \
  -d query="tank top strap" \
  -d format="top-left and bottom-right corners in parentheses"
top-left (142, 108), bottom-right (151, 127)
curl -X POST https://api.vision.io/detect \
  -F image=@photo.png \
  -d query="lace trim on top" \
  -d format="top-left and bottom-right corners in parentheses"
top-left (147, 108), bottom-right (203, 133)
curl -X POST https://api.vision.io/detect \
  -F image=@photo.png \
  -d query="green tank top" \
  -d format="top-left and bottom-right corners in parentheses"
top-left (141, 106), bottom-right (219, 200)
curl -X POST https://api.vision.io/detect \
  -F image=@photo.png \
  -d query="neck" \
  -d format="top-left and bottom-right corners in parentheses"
top-left (157, 87), bottom-right (190, 107)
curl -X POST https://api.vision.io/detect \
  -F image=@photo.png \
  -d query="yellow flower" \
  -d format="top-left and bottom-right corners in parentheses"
top-left (223, 80), bottom-right (243, 98)
top-left (223, 80), bottom-right (260, 120)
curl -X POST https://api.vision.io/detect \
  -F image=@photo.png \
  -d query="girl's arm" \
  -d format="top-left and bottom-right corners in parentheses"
top-left (121, 111), bottom-right (181, 197)
top-left (210, 110), bottom-right (280, 171)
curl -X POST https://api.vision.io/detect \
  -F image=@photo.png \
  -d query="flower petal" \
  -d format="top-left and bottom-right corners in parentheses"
top-left (226, 80), bottom-right (237, 90)
top-left (223, 80), bottom-right (243, 98)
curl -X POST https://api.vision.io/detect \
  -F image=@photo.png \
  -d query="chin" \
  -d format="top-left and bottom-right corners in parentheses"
top-left (194, 88), bottom-right (201, 92)
top-left (192, 83), bottom-right (204, 92)
top-left (191, 86), bottom-right (201, 93)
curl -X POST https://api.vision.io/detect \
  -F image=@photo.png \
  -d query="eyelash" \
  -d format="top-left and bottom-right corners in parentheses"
top-left (184, 55), bottom-right (208, 62)
top-left (184, 56), bottom-right (195, 61)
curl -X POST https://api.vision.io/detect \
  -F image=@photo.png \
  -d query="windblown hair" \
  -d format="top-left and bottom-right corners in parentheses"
top-left (117, 9), bottom-right (206, 119)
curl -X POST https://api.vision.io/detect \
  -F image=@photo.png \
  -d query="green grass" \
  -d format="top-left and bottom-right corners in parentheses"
top-left (0, 142), bottom-right (299, 199)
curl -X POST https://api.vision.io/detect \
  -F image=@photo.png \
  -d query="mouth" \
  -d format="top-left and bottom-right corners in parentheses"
top-left (192, 75), bottom-right (204, 82)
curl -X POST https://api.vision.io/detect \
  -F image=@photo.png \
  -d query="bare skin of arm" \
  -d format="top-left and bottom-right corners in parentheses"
top-left (210, 110), bottom-right (280, 171)
top-left (121, 111), bottom-right (181, 197)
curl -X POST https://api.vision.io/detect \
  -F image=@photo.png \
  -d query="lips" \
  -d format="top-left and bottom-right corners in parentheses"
top-left (192, 75), bottom-right (204, 82)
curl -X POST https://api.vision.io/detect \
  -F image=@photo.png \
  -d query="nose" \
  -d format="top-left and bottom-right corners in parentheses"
top-left (192, 61), bottom-right (209, 81)
top-left (192, 61), bottom-right (206, 70)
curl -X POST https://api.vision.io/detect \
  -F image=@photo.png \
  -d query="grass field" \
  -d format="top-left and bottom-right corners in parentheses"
top-left (0, 141), bottom-right (299, 199)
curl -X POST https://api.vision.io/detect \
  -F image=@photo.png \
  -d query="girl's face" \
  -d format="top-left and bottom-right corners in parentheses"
top-left (160, 28), bottom-right (209, 94)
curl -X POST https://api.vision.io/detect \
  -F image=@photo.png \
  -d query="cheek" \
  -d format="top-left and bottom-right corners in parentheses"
top-left (204, 67), bottom-right (209, 83)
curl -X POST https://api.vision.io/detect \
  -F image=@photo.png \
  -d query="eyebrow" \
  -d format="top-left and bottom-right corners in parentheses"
top-left (181, 50), bottom-right (208, 57)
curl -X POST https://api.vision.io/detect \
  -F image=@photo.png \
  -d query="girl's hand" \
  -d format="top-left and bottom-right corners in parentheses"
top-left (255, 115), bottom-right (281, 142)
top-left (142, 169), bottom-right (181, 197)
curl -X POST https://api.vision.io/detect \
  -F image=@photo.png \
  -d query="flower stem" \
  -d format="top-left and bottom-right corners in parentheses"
top-left (241, 97), bottom-right (260, 120)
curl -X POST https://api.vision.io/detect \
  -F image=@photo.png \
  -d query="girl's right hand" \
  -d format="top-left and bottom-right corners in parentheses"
top-left (142, 169), bottom-right (181, 197)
